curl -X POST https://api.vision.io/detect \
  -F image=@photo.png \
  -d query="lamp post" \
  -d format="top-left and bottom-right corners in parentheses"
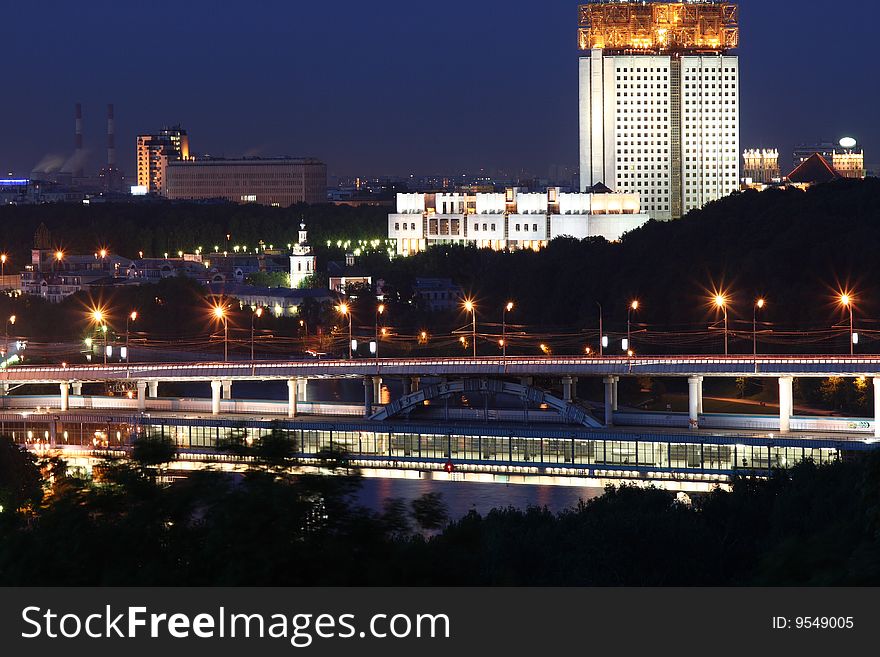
top-left (338, 302), bottom-right (352, 358)
top-left (464, 299), bottom-right (477, 358)
top-left (714, 294), bottom-right (728, 355)
top-left (596, 301), bottom-right (604, 356)
top-left (840, 293), bottom-right (854, 355)
top-left (374, 304), bottom-right (385, 362)
top-left (251, 307), bottom-right (263, 362)
top-left (627, 300), bottom-right (639, 355)
top-left (89, 309), bottom-right (108, 365)
top-left (1, 254), bottom-right (6, 277)
top-left (213, 304), bottom-right (228, 361)
top-left (4, 314), bottom-right (15, 357)
top-left (502, 301), bottom-right (514, 359)
top-left (753, 298), bottom-right (765, 357)
top-left (125, 311), bottom-right (137, 362)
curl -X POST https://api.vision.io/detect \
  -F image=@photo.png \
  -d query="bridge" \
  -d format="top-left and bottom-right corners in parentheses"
top-left (3, 355), bottom-right (880, 437)
top-left (6, 408), bottom-right (863, 491)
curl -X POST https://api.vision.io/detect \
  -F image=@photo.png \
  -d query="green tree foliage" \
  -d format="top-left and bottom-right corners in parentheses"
top-left (131, 434), bottom-right (179, 467)
top-left (0, 438), bottom-right (43, 515)
top-left (2, 449), bottom-right (880, 585)
top-left (245, 271), bottom-right (291, 288)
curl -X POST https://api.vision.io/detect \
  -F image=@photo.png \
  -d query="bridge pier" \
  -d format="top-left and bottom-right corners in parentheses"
top-left (210, 380), bottom-right (222, 415)
top-left (688, 376), bottom-right (701, 429)
top-left (373, 376), bottom-right (382, 403)
top-left (561, 376), bottom-right (574, 403)
top-left (697, 376), bottom-right (704, 414)
top-left (401, 377), bottom-right (412, 396)
top-left (612, 376), bottom-right (619, 411)
top-left (71, 381), bottom-right (82, 396)
top-left (137, 381), bottom-right (147, 412)
top-left (148, 381), bottom-right (159, 398)
top-left (778, 376), bottom-right (793, 433)
top-left (59, 382), bottom-right (69, 412)
top-left (364, 376), bottom-right (375, 417)
top-left (287, 379), bottom-right (298, 418)
top-left (874, 378), bottom-right (880, 439)
top-left (0, 383), bottom-right (7, 396)
top-left (297, 378), bottom-right (309, 402)
top-left (222, 379), bottom-right (232, 400)
top-left (603, 376), bottom-right (615, 427)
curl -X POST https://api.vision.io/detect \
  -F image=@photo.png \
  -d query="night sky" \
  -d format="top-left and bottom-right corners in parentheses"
top-left (1, 0), bottom-right (876, 179)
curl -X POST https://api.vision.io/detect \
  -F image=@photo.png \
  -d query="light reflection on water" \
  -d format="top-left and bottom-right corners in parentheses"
top-left (355, 477), bottom-right (604, 520)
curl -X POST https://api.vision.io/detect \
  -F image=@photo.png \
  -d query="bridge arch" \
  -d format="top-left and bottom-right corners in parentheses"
top-left (369, 377), bottom-right (603, 428)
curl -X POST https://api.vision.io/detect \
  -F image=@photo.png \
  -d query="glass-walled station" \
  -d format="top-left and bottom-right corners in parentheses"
top-left (2, 412), bottom-right (862, 483)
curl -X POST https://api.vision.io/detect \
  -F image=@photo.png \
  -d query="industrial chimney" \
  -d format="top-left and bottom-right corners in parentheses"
top-left (74, 102), bottom-right (84, 178)
top-left (107, 103), bottom-right (116, 167)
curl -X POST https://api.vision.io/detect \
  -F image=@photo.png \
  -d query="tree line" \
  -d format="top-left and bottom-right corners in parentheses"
top-left (2, 435), bottom-right (879, 585)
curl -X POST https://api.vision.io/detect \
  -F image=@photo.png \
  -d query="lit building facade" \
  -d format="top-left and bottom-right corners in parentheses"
top-left (136, 125), bottom-right (189, 193)
top-left (289, 224), bottom-right (317, 288)
top-left (388, 188), bottom-right (649, 256)
top-left (578, 1), bottom-right (740, 221)
top-left (742, 149), bottom-right (780, 184)
top-left (163, 157), bottom-right (327, 206)
top-left (792, 138), bottom-right (865, 180)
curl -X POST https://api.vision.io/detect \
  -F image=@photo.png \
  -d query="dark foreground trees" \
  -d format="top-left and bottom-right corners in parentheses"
top-left (2, 434), bottom-right (880, 586)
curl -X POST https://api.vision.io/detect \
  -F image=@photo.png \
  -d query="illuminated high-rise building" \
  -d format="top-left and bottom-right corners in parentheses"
top-left (742, 149), bottom-right (779, 184)
top-left (578, 1), bottom-right (740, 220)
top-left (136, 125), bottom-right (190, 194)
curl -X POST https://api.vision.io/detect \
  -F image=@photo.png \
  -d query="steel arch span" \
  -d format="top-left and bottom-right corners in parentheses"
top-left (369, 377), bottom-right (603, 428)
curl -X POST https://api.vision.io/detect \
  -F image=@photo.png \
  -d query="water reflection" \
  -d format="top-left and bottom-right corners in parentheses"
top-left (355, 478), bottom-right (604, 520)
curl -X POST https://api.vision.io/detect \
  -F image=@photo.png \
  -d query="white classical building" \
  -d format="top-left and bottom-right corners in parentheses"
top-left (388, 187), bottom-right (649, 256)
top-left (578, 1), bottom-right (740, 220)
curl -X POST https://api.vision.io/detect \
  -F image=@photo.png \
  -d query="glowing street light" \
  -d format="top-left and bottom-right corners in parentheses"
top-left (0, 253), bottom-right (6, 277)
top-left (714, 293), bottom-right (729, 355)
top-left (90, 308), bottom-right (109, 365)
top-left (337, 302), bottom-right (353, 358)
top-left (212, 303), bottom-right (229, 361)
top-left (840, 292), bottom-right (855, 355)
top-left (251, 307), bottom-right (263, 363)
top-left (463, 299), bottom-right (477, 358)
top-left (374, 303), bottom-right (385, 362)
top-left (753, 298), bottom-right (765, 357)
top-left (4, 314), bottom-right (15, 357)
top-left (627, 299), bottom-right (639, 355)
top-left (502, 301), bottom-right (514, 359)
top-left (125, 310), bottom-right (138, 362)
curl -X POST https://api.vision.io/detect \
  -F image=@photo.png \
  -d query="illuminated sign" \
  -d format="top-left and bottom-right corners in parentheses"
top-left (130, 185), bottom-right (148, 196)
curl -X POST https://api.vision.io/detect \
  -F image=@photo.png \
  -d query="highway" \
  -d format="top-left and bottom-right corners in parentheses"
top-left (4, 354), bottom-right (880, 383)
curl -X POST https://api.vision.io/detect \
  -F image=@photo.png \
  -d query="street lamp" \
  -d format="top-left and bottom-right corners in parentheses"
top-left (125, 310), bottom-right (137, 361)
top-left (374, 303), bottom-right (385, 362)
top-left (251, 307), bottom-right (263, 362)
top-left (463, 299), bottom-right (477, 358)
top-left (0, 253), bottom-right (6, 277)
top-left (595, 301), bottom-right (604, 356)
top-left (714, 294), bottom-right (728, 355)
top-left (91, 309), bottom-right (108, 365)
top-left (337, 302), bottom-right (352, 358)
top-left (212, 303), bottom-right (228, 361)
top-left (4, 314), bottom-right (15, 357)
top-left (627, 300), bottom-right (639, 355)
top-left (840, 293), bottom-right (855, 355)
top-left (502, 301), bottom-right (514, 359)
top-left (753, 298), bottom-right (765, 357)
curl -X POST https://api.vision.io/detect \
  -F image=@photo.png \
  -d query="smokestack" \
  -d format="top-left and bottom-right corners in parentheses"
top-left (74, 102), bottom-right (84, 178)
top-left (107, 103), bottom-right (116, 167)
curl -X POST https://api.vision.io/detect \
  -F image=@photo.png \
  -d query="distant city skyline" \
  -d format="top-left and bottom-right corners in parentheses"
top-left (1, 0), bottom-right (876, 179)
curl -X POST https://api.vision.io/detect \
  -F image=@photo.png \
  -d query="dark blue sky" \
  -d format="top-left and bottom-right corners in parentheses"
top-left (1, 0), bottom-right (876, 179)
